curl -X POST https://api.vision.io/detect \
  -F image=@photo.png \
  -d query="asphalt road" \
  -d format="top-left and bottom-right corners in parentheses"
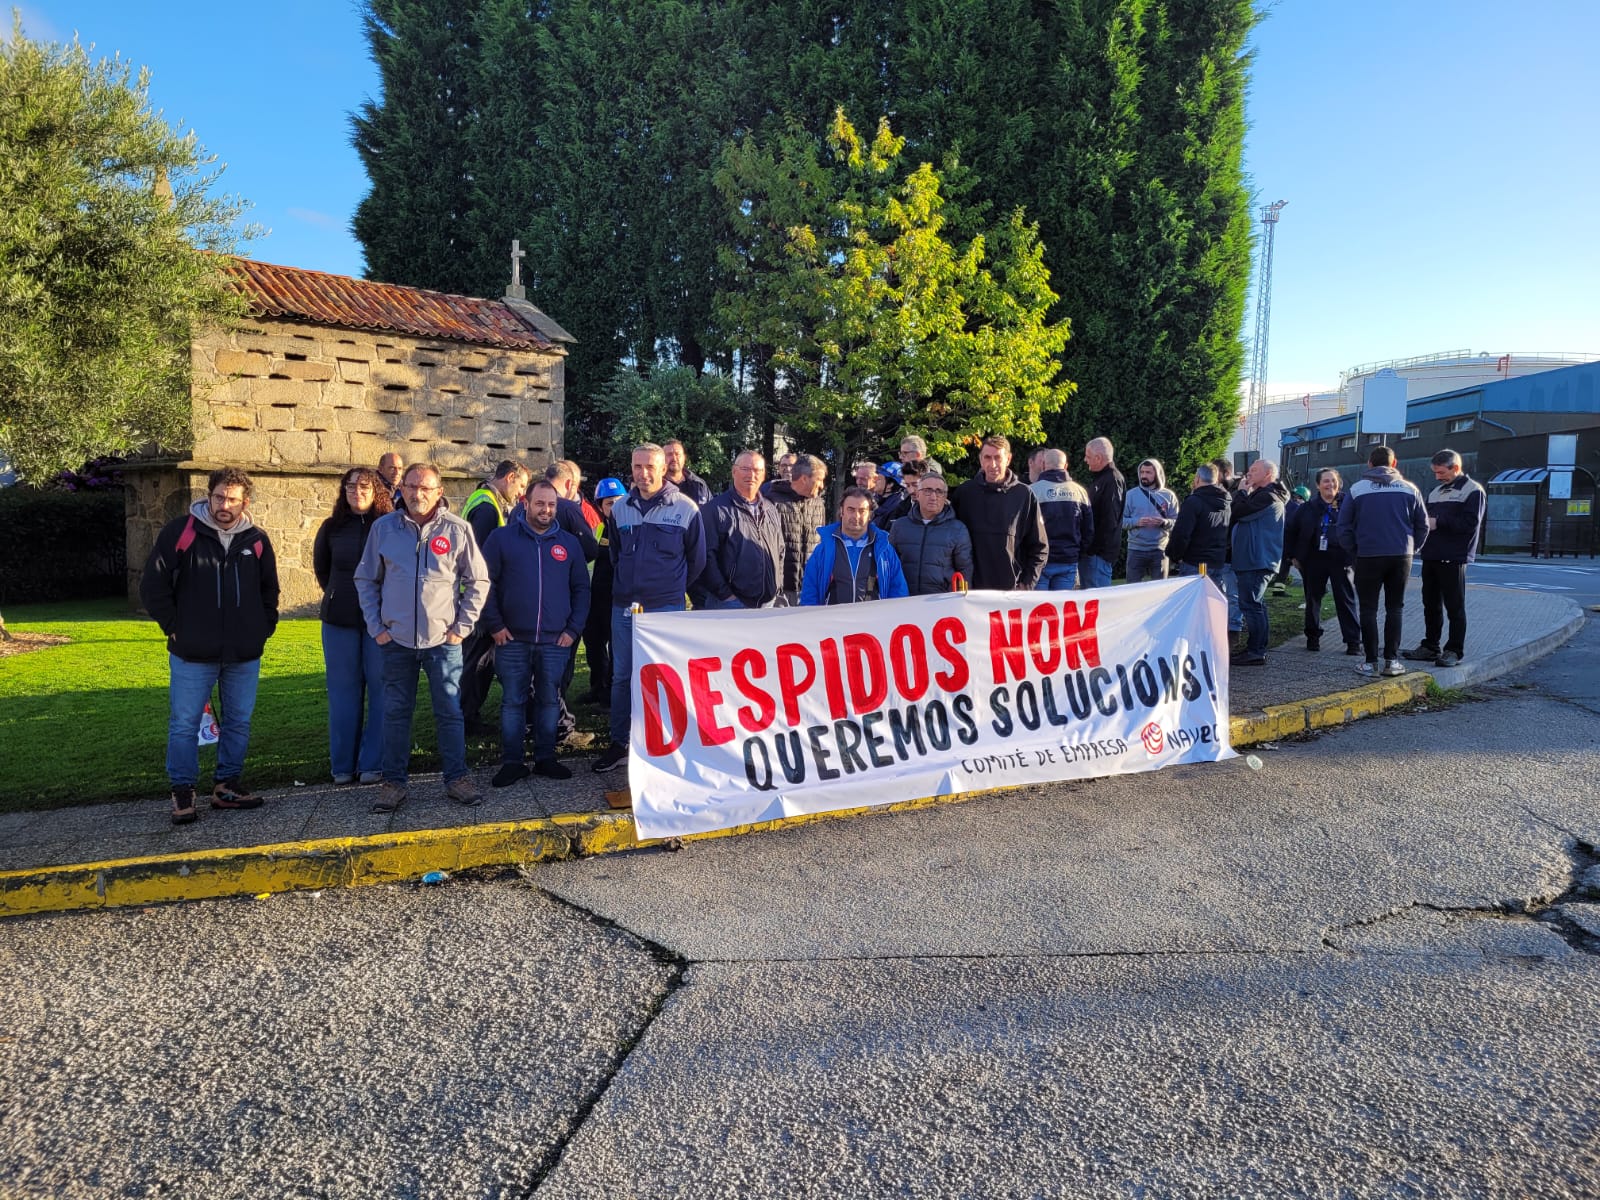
top-left (3, 618), bottom-right (1598, 1198)
top-left (1453, 558), bottom-right (1600, 609)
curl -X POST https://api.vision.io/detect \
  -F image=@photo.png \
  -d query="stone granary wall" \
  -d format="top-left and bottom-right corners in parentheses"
top-left (123, 260), bottom-right (570, 615)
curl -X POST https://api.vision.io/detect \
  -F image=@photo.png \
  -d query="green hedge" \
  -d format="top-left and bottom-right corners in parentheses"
top-left (0, 488), bottom-right (127, 604)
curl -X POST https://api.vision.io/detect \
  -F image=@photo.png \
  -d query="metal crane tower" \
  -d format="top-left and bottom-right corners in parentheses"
top-left (1245, 200), bottom-right (1288, 458)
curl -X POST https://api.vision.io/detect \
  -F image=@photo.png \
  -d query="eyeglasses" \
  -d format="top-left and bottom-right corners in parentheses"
top-left (402, 483), bottom-right (441, 494)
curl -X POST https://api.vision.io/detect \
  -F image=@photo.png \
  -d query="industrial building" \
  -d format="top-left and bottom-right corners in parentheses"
top-left (1277, 358), bottom-right (1599, 556)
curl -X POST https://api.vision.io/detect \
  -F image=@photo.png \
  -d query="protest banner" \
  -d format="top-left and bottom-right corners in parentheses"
top-left (626, 575), bottom-right (1235, 840)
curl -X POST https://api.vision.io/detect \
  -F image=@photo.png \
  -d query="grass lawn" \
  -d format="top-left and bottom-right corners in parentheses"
top-left (0, 599), bottom-right (607, 813)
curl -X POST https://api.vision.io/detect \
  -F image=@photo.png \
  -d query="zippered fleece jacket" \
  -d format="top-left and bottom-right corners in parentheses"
top-left (1421, 473), bottom-right (1485, 563)
top-left (608, 481), bottom-right (707, 609)
top-left (1166, 485), bottom-right (1231, 570)
top-left (355, 505), bottom-right (489, 648)
top-left (140, 501), bottom-right (280, 663)
top-left (1229, 480), bottom-right (1290, 573)
top-left (1120, 460), bottom-right (1179, 552)
top-left (481, 518), bottom-right (591, 644)
top-left (313, 511), bottom-right (379, 629)
top-left (1337, 467), bottom-right (1430, 560)
top-left (1030, 470), bottom-right (1094, 565)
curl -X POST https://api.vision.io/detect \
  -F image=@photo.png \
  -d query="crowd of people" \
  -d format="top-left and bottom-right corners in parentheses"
top-left (138, 430), bottom-right (1483, 824)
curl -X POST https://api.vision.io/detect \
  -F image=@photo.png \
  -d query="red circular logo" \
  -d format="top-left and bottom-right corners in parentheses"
top-left (430, 535), bottom-right (451, 555)
top-left (550, 544), bottom-right (569, 562)
top-left (1140, 722), bottom-right (1165, 755)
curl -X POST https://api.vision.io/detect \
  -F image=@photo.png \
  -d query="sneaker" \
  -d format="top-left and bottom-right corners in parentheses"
top-left (533, 759), bottom-right (574, 780)
top-left (372, 781), bottom-right (406, 813)
top-left (333, 773), bottom-right (356, 786)
top-left (358, 770), bottom-right (383, 784)
top-left (1381, 659), bottom-right (1405, 677)
top-left (1304, 637), bottom-right (1320, 652)
top-left (1401, 645), bottom-right (1439, 663)
top-left (492, 763), bottom-right (530, 789)
top-left (1356, 661), bottom-right (1376, 677)
top-left (1436, 651), bottom-right (1461, 668)
top-left (558, 731), bottom-right (597, 752)
top-left (1230, 652), bottom-right (1267, 666)
top-left (446, 776), bottom-right (483, 807)
top-left (210, 779), bottom-right (262, 810)
top-left (1270, 582), bottom-right (1287, 596)
top-left (592, 743), bottom-right (629, 774)
top-left (170, 785), bottom-right (197, 826)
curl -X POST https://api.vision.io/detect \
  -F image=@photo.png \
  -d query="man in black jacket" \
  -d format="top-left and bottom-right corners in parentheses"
top-left (140, 467), bottom-right (280, 825)
top-left (1082, 436), bottom-right (1125, 588)
top-left (1403, 448), bottom-right (1485, 668)
top-left (700, 451), bottom-right (785, 608)
top-left (765, 453), bottom-right (829, 606)
top-left (951, 435), bottom-right (1048, 590)
top-left (1166, 464), bottom-right (1232, 577)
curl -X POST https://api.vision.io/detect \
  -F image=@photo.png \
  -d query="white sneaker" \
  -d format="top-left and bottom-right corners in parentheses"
top-left (1381, 659), bottom-right (1405, 677)
top-left (1356, 661), bottom-right (1376, 677)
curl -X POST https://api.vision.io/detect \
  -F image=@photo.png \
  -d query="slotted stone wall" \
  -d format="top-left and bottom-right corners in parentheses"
top-left (124, 316), bottom-right (565, 614)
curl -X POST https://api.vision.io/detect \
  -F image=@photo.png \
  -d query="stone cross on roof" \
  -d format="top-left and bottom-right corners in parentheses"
top-left (506, 239), bottom-right (527, 300)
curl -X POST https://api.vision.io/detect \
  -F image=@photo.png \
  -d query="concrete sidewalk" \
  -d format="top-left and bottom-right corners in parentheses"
top-left (0, 582), bottom-right (1584, 916)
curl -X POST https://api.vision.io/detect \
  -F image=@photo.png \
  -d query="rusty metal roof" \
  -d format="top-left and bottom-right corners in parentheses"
top-left (225, 258), bottom-right (555, 352)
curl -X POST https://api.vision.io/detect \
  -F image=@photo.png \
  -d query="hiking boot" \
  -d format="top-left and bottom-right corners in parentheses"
top-left (446, 776), bottom-right (483, 807)
top-left (492, 763), bottom-right (531, 789)
top-left (1436, 651), bottom-right (1461, 668)
top-left (170, 785), bottom-right (197, 826)
top-left (1401, 645), bottom-right (1440, 663)
top-left (1356, 661), bottom-right (1376, 677)
top-left (533, 759), bottom-right (573, 780)
top-left (210, 779), bottom-right (262, 810)
top-left (592, 743), bottom-right (629, 774)
top-left (1381, 659), bottom-right (1405, 677)
top-left (372, 781), bottom-right (406, 813)
top-left (558, 731), bottom-right (597, 752)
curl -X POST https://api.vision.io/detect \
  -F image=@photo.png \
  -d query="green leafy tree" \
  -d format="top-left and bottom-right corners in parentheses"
top-left (590, 364), bottom-right (754, 487)
top-left (0, 16), bottom-right (251, 483)
top-left (716, 111), bottom-right (1074, 475)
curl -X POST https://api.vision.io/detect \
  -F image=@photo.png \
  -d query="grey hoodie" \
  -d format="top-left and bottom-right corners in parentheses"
top-left (1120, 459), bottom-right (1179, 552)
top-left (355, 502), bottom-right (489, 649)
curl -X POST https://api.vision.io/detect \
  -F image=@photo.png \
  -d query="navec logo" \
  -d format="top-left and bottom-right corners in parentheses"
top-left (1139, 721), bottom-right (1165, 755)
top-left (430, 535), bottom-right (451, 556)
top-left (550, 544), bottom-right (569, 562)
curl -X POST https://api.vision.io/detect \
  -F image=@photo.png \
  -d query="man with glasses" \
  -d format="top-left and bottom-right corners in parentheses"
top-left (356, 462), bottom-right (490, 812)
top-left (887, 474), bottom-right (974, 595)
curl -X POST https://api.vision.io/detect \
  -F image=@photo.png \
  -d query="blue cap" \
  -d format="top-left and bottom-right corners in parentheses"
top-left (879, 462), bottom-right (903, 482)
top-left (594, 476), bottom-right (626, 500)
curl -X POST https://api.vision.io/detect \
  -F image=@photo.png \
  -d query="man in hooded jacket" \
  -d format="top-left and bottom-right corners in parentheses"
top-left (1120, 457), bottom-right (1179, 582)
top-left (950, 435), bottom-right (1049, 591)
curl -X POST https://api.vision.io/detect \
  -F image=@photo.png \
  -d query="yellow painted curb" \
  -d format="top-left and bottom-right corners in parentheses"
top-left (1, 675), bottom-right (1437, 920)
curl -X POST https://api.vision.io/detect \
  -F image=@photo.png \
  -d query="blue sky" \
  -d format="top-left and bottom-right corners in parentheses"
top-left (19, 0), bottom-right (1600, 396)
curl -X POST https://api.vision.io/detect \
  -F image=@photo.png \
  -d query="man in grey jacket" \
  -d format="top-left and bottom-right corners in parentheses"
top-left (889, 474), bottom-right (975, 595)
top-left (1120, 457), bottom-right (1179, 582)
top-left (355, 462), bottom-right (491, 813)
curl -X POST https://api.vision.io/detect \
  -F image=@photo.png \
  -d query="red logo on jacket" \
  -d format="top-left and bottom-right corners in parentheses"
top-left (430, 535), bottom-right (451, 555)
top-left (550, 544), bottom-right (568, 562)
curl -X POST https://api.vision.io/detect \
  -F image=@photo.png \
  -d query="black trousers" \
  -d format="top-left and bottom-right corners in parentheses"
top-left (1420, 560), bottom-right (1468, 655)
top-left (1301, 560), bottom-right (1360, 647)
top-left (457, 627), bottom-right (496, 725)
top-left (1353, 555), bottom-right (1411, 662)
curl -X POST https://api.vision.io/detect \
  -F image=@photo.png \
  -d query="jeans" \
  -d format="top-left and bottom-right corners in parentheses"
top-left (1037, 562), bottom-right (1078, 591)
top-left (166, 655), bottom-right (260, 788)
top-left (496, 640), bottom-right (571, 764)
top-left (1081, 555), bottom-right (1114, 589)
top-left (381, 640), bottom-right (468, 785)
top-left (322, 623), bottom-right (385, 777)
top-left (1301, 561), bottom-right (1360, 648)
top-left (1354, 555), bottom-right (1412, 662)
top-left (1125, 549), bottom-right (1168, 583)
top-left (610, 602), bottom-right (686, 747)
top-left (1234, 568), bottom-right (1272, 656)
top-left (1420, 560), bottom-right (1469, 655)
top-left (1215, 564), bottom-right (1242, 631)
top-left (1175, 561), bottom-right (1201, 578)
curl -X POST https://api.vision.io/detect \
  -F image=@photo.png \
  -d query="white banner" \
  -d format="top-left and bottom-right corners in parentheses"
top-left (628, 575), bottom-right (1234, 840)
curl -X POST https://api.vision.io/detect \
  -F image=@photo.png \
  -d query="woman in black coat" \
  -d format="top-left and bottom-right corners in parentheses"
top-left (1288, 467), bottom-right (1361, 653)
top-left (313, 467), bottom-right (393, 782)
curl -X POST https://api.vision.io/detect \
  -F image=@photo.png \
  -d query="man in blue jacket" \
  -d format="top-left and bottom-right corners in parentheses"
top-left (1403, 448), bottom-right (1484, 668)
top-left (1030, 448), bottom-right (1094, 590)
top-left (1229, 458), bottom-right (1289, 665)
top-left (1337, 445), bottom-right (1430, 677)
top-left (801, 487), bottom-right (910, 605)
top-left (482, 479), bottom-right (591, 786)
top-left (700, 450), bottom-right (785, 608)
top-left (593, 443), bottom-right (707, 774)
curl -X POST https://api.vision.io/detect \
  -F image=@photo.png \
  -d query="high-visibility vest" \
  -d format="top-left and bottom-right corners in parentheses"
top-left (461, 485), bottom-right (506, 527)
